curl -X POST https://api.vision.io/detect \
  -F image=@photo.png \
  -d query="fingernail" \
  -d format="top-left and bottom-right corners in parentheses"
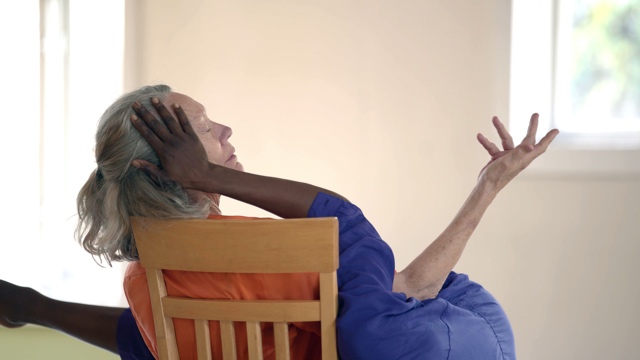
top-left (131, 160), bottom-right (140, 168)
top-left (132, 101), bottom-right (140, 108)
top-left (173, 103), bottom-right (180, 109)
top-left (151, 97), bottom-right (159, 104)
top-left (130, 114), bottom-right (138, 121)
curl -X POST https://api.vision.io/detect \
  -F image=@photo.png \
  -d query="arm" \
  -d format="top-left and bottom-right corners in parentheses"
top-left (199, 165), bottom-right (348, 219)
top-left (130, 99), bottom-right (347, 219)
top-left (392, 178), bottom-right (498, 299)
top-left (0, 280), bottom-right (125, 354)
top-left (393, 114), bottom-right (558, 300)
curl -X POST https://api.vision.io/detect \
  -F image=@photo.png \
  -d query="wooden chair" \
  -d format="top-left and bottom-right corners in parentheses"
top-left (131, 216), bottom-right (339, 360)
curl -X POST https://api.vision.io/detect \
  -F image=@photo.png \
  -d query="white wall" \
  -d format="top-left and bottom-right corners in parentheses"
top-left (94, 1), bottom-right (640, 359)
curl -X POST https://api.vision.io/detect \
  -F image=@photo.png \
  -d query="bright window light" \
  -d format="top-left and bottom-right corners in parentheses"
top-left (511, 0), bottom-right (640, 150)
top-left (554, 0), bottom-right (640, 138)
top-left (0, 0), bottom-right (41, 291)
top-left (0, 0), bottom-right (126, 307)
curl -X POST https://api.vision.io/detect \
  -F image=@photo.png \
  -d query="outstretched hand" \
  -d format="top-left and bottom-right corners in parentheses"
top-left (130, 98), bottom-right (212, 190)
top-left (477, 113), bottom-right (558, 192)
top-left (0, 280), bottom-right (31, 328)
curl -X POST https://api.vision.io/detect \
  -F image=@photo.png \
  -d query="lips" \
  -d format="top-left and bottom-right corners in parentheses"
top-left (226, 145), bottom-right (237, 163)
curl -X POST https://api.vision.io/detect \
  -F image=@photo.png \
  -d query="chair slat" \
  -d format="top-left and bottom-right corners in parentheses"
top-left (147, 268), bottom-right (180, 360)
top-left (194, 319), bottom-right (212, 360)
top-left (131, 217), bottom-right (339, 360)
top-left (246, 322), bottom-right (264, 360)
top-left (273, 322), bottom-right (290, 360)
top-left (320, 272), bottom-right (338, 360)
top-left (132, 217), bottom-right (339, 273)
top-left (220, 321), bottom-right (238, 360)
top-left (163, 297), bottom-right (321, 322)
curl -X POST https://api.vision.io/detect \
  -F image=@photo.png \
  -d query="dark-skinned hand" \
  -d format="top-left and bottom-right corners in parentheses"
top-left (130, 98), bottom-right (213, 191)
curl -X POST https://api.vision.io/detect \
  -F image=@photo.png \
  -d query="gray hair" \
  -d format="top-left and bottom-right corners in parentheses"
top-left (76, 84), bottom-right (211, 265)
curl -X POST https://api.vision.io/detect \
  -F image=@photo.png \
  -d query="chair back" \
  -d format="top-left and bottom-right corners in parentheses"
top-left (131, 216), bottom-right (339, 360)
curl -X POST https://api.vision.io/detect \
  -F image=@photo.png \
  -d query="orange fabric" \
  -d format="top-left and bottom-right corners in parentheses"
top-left (124, 215), bottom-right (321, 360)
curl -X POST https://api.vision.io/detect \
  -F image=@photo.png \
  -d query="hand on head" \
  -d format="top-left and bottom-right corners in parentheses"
top-left (130, 98), bottom-right (213, 191)
top-left (476, 113), bottom-right (559, 191)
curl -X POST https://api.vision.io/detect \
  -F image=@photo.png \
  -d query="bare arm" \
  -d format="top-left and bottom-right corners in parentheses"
top-left (392, 180), bottom-right (497, 299)
top-left (393, 114), bottom-right (558, 300)
top-left (0, 280), bottom-right (125, 354)
top-left (130, 99), bottom-right (347, 219)
top-left (198, 164), bottom-right (348, 219)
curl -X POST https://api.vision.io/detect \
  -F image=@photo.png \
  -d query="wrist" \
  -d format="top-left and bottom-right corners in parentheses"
top-left (475, 177), bottom-right (500, 200)
top-left (185, 162), bottom-right (222, 193)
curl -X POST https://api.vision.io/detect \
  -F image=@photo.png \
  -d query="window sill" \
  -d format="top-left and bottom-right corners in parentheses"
top-left (523, 145), bottom-right (640, 180)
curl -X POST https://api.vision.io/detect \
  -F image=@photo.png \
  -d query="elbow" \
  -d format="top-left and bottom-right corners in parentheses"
top-left (392, 271), bottom-right (441, 301)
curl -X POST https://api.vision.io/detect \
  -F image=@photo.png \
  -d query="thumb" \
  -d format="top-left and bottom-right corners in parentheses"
top-left (131, 160), bottom-right (172, 186)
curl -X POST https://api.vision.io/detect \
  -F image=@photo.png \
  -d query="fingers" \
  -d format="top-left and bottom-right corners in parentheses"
top-left (522, 113), bottom-right (539, 145)
top-left (492, 116), bottom-right (515, 150)
top-left (172, 103), bottom-right (198, 138)
top-left (477, 133), bottom-right (501, 156)
top-left (150, 98), bottom-right (182, 134)
top-left (134, 98), bottom-right (196, 139)
top-left (131, 160), bottom-right (171, 186)
top-left (533, 129), bottom-right (560, 155)
top-left (132, 101), bottom-right (172, 142)
top-left (130, 113), bottom-right (165, 151)
top-left (479, 116), bottom-right (515, 157)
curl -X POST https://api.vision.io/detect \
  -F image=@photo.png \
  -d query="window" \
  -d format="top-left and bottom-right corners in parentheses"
top-left (510, 0), bottom-right (640, 176)
top-left (555, 0), bottom-right (640, 145)
top-left (0, 0), bottom-right (126, 306)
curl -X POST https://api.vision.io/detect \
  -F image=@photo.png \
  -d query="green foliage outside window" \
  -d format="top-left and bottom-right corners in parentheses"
top-left (572, 0), bottom-right (640, 119)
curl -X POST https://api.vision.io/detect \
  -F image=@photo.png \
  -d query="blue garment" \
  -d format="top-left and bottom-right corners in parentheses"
top-left (117, 192), bottom-right (515, 359)
top-left (117, 308), bottom-right (154, 359)
top-left (308, 193), bottom-right (515, 360)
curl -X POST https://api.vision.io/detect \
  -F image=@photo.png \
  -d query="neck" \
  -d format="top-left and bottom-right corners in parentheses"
top-left (186, 189), bottom-right (222, 216)
top-left (209, 193), bottom-right (222, 215)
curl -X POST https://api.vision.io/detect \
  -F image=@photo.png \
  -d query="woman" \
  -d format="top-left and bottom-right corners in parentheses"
top-left (0, 84), bottom-right (558, 359)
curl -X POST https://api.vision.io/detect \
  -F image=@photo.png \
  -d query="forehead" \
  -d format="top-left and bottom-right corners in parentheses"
top-left (163, 92), bottom-right (206, 123)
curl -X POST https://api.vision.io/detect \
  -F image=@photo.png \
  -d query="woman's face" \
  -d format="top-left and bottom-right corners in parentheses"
top-left (163, 92), bottom-right (243, 172)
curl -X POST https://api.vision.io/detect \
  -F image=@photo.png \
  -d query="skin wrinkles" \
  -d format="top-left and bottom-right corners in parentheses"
top-left (161, 92), bottom-right (244, 213)
top-left (163, 92), bottom-right (243, 172)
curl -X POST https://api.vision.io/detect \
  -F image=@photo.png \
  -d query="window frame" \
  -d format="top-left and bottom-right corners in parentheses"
top-left (509, 0), bottom-right (640, 178)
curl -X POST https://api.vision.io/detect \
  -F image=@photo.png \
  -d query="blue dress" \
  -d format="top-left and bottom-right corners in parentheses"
top-left (118, 192), bottom-right (515, 359)
top-left (308, 193), bottom-right (515, 360)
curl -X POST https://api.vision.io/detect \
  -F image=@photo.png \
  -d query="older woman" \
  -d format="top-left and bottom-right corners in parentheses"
top-left (0, 84), bottom-right (557, 359)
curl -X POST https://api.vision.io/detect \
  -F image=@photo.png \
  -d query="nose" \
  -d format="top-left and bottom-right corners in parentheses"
top-left (212, 121), bottom-right (233, 144)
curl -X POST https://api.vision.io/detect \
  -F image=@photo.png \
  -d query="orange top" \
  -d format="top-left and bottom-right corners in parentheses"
top-left (124, 215), bottom-right (321, 360)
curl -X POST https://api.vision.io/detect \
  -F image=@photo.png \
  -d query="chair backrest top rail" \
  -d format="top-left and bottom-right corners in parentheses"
top-left (132, 217), bottom-right (339, 273)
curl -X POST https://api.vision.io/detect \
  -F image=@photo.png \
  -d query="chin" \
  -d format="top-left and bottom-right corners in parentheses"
top-left (235, 162), bottom-right (245, 172)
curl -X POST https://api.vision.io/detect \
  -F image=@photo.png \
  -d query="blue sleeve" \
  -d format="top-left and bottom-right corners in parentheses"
top-left (308, 193), bottom-right (515, 360)
top-left (117, 308), bottom-right (154, 360)
top-left (308, 192), bottom-right (396, 293)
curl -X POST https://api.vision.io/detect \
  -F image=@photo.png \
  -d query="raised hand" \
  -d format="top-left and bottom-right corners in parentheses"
top-left (130, 98), bottom-right (212, 191)
top-left (477, 113), bottom-right (558, 192)
top-left (0, 280), bottom-right (32, 328)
